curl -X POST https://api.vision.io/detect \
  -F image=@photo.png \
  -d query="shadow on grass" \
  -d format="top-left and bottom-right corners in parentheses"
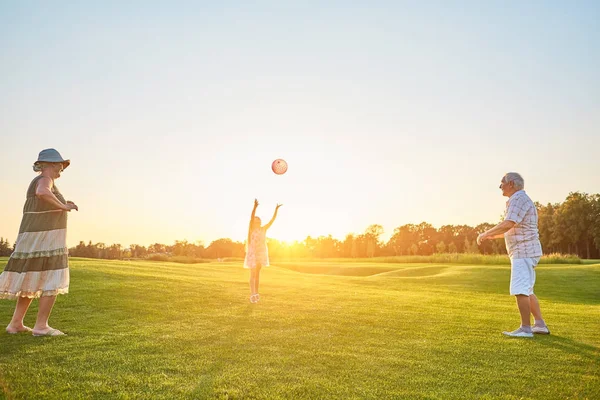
top-left (0, 329), bottom-right (65, 368)
top-left (532, 335), bottom-right (600, 364)
top-left (371, 266), bottom-right (449, 278)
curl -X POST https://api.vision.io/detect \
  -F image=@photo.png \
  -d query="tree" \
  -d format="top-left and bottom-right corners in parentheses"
top-left (388, 224), bottom-right (418, 256)
top-left (551, 204), bottom-right (569, 253)
top-left (438, 225), bottom-right (457, 253)
top-left (0, 237), bottom-right (13, 256)
top-left (455, 225), bottom-right (478, 253)
top-left (130, 244), bottom-right (148, 258)
top-left (342, 234), bottom-right (355, 258)
top-left (464, 238), bottom-right (479, 254)
top-left (591, 194), bottom-right (600, 256)
top-left (475, 223), bottom-right (495, 254)
top-left (436, 241), bottom-right (446, 254)
top-left (205, 238), bottom-right (244, 259)
top-left (148, 243), bottom-right (167, 254)
top-left (416, 222), bottom-right (437, 255)
top-left (537, 202), bottom-right (557, 253)
top-left (561, 192), bottom-right (593, 257)
top-left (409, 243), bottom-right (418, 255)
top-left (364, 224), bottom-right (384, 257)
top-left (314, 235), bottom-right (341, 258)
top-left (448, 242), bottom-right (457, 253)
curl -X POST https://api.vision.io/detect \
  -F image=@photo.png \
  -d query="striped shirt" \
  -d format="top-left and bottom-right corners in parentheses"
top-left (503, 190), bottom-right (543, 259)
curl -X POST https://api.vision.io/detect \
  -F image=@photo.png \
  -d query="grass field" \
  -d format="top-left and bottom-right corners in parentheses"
top-left (1, 257), bottom-right (599, 399)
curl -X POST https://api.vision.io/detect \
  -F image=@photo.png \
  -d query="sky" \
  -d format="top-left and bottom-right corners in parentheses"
top-left (1, 1), bottom-right (599, 247)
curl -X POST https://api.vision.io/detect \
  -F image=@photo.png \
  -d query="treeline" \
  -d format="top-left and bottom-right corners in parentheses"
top-left (537, 192), bottom-right (600, 258)
top-left (66, 192), bottom-right (599, 260)
top-left (2, 192), bottom-right (599, 260)
top-left (0, 238), bottom-right (14, 257)
top-left (69, 239), bottom-right (245, 260)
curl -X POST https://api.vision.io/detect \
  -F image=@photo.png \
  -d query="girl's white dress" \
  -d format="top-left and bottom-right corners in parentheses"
top-left (244, 227), bottom-right (269, 269)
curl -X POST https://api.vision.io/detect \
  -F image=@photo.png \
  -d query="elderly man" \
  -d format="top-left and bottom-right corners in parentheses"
top-left (477, 172), bottom-right (550, 338)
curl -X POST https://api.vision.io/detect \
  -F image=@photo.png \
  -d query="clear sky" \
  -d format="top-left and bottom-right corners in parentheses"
top-left (1, 1), bottom-right (599, 247)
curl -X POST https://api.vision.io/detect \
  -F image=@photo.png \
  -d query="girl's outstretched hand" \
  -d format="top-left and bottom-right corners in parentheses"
top-left (254, 199), bottom-right (259, 208)
top-left (276, 203), bottom-right (283, 210)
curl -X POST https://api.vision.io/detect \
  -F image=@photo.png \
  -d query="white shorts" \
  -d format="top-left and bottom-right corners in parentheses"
top-left (509, 257), bottom-right (540, 296)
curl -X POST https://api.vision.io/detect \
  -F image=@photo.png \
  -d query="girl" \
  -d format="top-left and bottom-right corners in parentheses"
top-left (244, 199), bottom-right (282, 303)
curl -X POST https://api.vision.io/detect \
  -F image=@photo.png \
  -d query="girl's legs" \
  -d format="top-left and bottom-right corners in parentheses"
top-left (255, 265), bottom-right (262, 295)
top-left (6, 296), bottom-right (33, 333)
top-left (249, 268), bottom-right (258, 301)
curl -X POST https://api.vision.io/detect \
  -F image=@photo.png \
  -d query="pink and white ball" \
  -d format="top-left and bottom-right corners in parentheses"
top-left (272, 159), bottom-right (288, 175)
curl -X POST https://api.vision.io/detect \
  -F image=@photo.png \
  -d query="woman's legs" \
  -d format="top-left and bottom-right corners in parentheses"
top-left (32, 295), bottom-right (63, 335)
top-left (6, 296), bottom-right (33, 333)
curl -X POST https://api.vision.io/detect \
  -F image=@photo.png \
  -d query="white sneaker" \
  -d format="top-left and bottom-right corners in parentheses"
top-left (532, 325), bottom-right (550, 334)
top-left (502, 328), bottom-right (534, 338)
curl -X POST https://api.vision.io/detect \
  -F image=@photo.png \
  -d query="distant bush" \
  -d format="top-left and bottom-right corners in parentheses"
top-left (146, 254), bottom-right (211, 264)
top-left (169, 256), bottom-right (211, 264)
top-left (147, 254), bottom-right (170, 262)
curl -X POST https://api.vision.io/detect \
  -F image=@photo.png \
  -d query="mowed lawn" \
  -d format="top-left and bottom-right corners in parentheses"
top-left (1, 257), bottom-right (599, 399)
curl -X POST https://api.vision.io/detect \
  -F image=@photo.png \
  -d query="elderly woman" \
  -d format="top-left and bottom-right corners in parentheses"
top-left (0, 149), bottom-right (78, 336)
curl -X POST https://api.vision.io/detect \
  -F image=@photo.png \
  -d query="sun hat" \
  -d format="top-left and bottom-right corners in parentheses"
top-left (34, 148), bottom-right (71, 169)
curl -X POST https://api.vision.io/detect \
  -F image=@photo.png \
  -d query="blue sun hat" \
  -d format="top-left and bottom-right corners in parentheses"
top-left (34, 148), bottom-right (70, 169)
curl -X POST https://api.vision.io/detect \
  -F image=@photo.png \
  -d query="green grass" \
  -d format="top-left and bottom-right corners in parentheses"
top-left (146, 254), bottom-right (212, 264)
top-left (1, 257), bottom-right (599, 399)
top-left (273, 253), bottom-right (581, 265)
top-left (139, 253), bottom-right (582, 265)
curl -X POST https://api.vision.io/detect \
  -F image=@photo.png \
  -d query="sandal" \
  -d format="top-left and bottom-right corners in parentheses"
top-left (32, 328), bottom-right (66, 337)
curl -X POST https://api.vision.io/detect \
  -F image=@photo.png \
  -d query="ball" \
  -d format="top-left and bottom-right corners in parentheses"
top-left (271, 159), bottom-right (288, 175)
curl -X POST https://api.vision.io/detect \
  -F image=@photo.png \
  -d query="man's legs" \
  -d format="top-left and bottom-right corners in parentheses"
top-left (530, 294), bottom-right (543, 321)
top-left (504, 258), bottom-right (535, 337)
top-left (530, 294), bottom-right (550, 333)
top-left (516, 295), bottom-right (531, 328)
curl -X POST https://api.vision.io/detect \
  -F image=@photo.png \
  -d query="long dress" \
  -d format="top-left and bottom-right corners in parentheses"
top-left (0, 175), bottom-right (70, 299)
top-left (243, 227), bottom-right (269, 269)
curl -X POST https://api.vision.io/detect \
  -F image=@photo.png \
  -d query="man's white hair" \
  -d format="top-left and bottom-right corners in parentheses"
top-left (504, 172), bottom-right (524, 190)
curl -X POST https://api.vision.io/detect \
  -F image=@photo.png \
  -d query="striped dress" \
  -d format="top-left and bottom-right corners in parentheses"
top-left (0, 175), bottom-right (70, 299)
